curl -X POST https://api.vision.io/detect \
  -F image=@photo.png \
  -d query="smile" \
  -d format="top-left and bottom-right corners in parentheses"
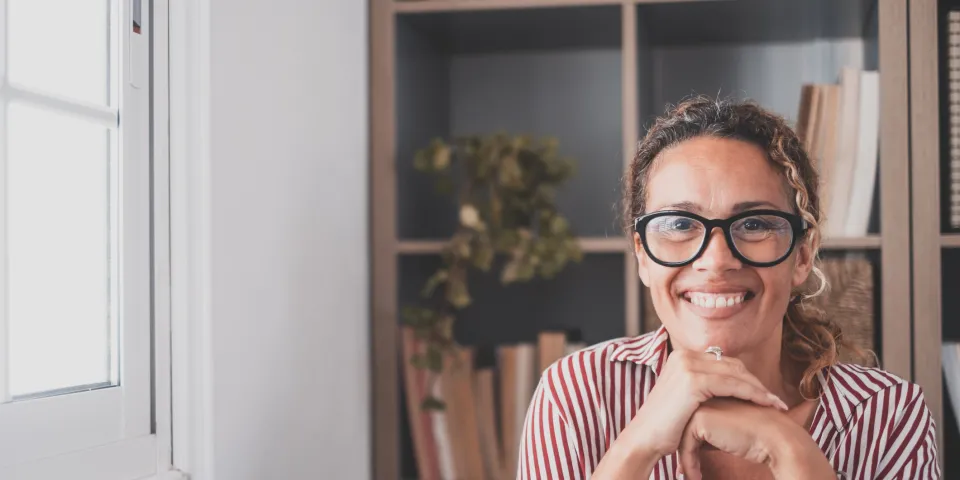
top-left (683, 292), bottom-right (747, 308)
top-left (680, 290), bottom-right (756, 318)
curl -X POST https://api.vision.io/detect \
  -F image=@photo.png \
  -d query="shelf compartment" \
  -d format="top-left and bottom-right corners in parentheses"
top-left (636, 0), bottom-right (875, 46)
top-left (395, 5), bottom-right (625, 240)
top-left (398, 253), bottom-right (626, 347)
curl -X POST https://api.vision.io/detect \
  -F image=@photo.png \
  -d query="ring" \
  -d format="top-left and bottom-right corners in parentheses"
top-left (705, 346), bottom-right (723, 361)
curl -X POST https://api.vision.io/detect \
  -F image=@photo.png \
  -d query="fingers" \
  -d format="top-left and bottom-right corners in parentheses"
top-left (699, 374), bottom-right (789, 411)
top-left (697, 356), bottom-right (766, 389)
top-left (671, 351), bottom-right (789, 410)
top-left (677, 421), bottom-right (703, 480)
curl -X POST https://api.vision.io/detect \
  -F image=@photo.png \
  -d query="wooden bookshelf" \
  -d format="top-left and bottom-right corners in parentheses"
top-left (399, 235), bottom-right (881, 255)
top-left (943, 234), bottom-right (960, 248)
top-left (370, 0), bottom-right (925, 477)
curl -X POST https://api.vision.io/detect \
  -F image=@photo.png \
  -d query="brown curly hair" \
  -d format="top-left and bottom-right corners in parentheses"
top-left (623, 95), bottom-right (860, 399)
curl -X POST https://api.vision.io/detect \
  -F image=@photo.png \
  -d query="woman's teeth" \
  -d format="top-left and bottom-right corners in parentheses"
top-left (686, 292), bottom-right (746, 308)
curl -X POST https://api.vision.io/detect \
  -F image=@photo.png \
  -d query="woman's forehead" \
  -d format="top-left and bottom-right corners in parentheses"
top-left (645, 137), bottom-right (792, 214)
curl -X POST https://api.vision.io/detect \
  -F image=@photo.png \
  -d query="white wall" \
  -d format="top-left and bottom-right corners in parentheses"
top-left (207, 1), bottom-right (369, 479)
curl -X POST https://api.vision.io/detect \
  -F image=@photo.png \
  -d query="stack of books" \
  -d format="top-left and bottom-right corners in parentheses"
top-left (400, 328), bottom-right (585, 480)
top-left (795, 66), bottom-right (880, 238)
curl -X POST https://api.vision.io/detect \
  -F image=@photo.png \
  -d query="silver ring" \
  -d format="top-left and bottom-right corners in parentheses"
top-left (705, 346), bottom-right (723, 361)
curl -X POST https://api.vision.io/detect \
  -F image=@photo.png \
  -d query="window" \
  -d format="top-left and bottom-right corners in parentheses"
top-left (0, 0), bottom-right (162, 477)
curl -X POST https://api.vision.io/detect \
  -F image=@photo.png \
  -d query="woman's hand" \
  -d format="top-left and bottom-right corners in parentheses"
top-left (598, 350), bottom-right (789, 477)
top-left (628, 350), bottom-right (788, 457)
top-left (676, 398), bottom-right (835, 480)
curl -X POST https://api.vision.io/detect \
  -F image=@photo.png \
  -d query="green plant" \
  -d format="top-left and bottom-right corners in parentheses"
top-left (401, 133), bottom-right (582, 411)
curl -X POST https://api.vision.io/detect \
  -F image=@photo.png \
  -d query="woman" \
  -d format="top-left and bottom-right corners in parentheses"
top-left (518, 97), bottom-right (941, 479)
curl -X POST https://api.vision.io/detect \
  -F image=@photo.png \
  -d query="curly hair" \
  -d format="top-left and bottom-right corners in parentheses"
top-left (623, 95), bottom-right (863, 399)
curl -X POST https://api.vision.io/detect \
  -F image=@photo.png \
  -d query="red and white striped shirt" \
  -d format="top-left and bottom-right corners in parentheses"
top-left (518, 325), bottom-right (942, 479)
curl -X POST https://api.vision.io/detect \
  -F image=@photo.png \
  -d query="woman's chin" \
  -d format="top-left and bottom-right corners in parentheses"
top-left (676, 313), bottom-right (749, 352)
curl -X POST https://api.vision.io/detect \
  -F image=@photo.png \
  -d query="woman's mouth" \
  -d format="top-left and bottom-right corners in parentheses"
top-left (680, 290), bottom-right (755, 318)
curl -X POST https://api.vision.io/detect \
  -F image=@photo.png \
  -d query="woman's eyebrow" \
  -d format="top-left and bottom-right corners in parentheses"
top-left (655, 201), bottom-right (702, 212)
top-left (651, 200), bottom-right (782, 214)
top-left (731, 201), bottom-right (781, 212)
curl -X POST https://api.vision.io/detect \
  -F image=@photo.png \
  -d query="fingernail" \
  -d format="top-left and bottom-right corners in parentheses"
top-left (768, 394), bottom-right (789, 410)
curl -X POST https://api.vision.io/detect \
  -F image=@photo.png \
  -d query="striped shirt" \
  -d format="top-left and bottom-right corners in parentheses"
top-left (518, 325), bottom-right (942, 479)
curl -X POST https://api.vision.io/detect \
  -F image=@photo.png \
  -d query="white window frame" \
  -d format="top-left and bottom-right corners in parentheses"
top-left (167, 0), bottom-right (214, 477)
top-left (0, 1), bottom-right (183, 478)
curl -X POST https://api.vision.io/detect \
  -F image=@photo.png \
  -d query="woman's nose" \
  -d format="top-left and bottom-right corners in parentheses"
top-left (693, 228), bottom-right (742, 272)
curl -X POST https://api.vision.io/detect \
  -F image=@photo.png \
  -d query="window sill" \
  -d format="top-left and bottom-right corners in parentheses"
top-left (2, 435), bottom-right (163, 480)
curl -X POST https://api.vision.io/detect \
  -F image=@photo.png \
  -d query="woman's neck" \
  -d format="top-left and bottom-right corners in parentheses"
top-left (734, 328), bottom-right (806, 407)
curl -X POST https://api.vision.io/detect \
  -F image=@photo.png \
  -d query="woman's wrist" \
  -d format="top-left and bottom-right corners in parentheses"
top-left (761, 418), bottom-right (835, 479)
top-left (594, 424), bottom-right (662, 479)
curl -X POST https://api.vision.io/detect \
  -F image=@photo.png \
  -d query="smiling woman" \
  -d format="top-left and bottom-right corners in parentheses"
top-left (516, 96), bottom-right (942, 480)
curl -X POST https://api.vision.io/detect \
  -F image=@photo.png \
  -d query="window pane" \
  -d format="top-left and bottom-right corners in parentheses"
top-left (8, 0), bottom-right (111, 106)
top-left (6, 103), bottom-right (117, 398)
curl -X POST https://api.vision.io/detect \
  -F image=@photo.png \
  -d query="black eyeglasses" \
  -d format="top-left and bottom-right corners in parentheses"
top-left (633, 209), bottom-right (809, 268)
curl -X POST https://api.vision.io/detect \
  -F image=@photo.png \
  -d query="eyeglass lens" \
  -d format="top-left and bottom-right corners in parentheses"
top-left (645, 214), bottom-right (794, 264)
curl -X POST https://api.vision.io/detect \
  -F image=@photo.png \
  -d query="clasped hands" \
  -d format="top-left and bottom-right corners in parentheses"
top-left (598, 349), bottom-right (832, 480)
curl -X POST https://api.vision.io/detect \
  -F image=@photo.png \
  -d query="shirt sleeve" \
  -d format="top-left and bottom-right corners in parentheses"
top-left (874, 383), bottom-right (942, 479)
top-left (516, 374), bottom-right (585, 480)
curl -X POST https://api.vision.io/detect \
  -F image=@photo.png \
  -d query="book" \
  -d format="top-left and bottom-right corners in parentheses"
top-left (943, 342), bottom-right (960, 435)
top-left (815, 84), bottom-right (841, 231)
top-left (824, 67), bottom-right (862, 237)
top-left (446, 347), bottom-right (487, 480)
top-left (400, 327), bottom-right (441, 480)
top-left (844, 70), bottom-right (880, 237)
top-left (796, 68), bottom-right (879, 238)
top-left (474, 366), bottom-right (502, 480)
top-left (498, 343), bottom-right (535, 480)
top-left (796, 84), bottom-right (821, 154)
top-left (537, 331), bottom-right (567, 374)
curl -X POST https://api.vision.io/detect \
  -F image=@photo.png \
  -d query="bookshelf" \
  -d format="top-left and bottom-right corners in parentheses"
top-left (369, 0), bottom-right (926, 478)
top-left (917, 0), bottom-right (960, 475)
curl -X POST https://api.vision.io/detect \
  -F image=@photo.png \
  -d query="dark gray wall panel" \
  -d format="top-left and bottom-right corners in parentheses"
top-left (450, 50), bottom-right (625, 238)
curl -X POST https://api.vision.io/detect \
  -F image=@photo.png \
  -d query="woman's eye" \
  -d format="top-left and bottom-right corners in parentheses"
top-left (743, 219), bottom-right (767, 231)
top-left (737, 216), bottom-right (788, 235)
top-left (671, 219), bottom-right (693, 230)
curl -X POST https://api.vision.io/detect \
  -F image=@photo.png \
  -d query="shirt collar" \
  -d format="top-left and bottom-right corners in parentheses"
top-left (609, 324), bottom-right (671, 376)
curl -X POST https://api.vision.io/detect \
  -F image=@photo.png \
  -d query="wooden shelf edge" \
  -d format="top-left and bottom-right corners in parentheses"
top-left (941, 234), bottom-right (960, 248)
top-left (820, 235), bottom-right (882, 250)
top-left (398, 236), bottom-right (880, 253)
top-left (393, 0), bottom-right (621, 13)
top-left (397, 237), bottom-right (629, 254)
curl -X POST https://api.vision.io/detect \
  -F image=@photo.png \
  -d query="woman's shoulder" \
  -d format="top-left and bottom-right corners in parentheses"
top-left (547, 328), bottom-right (665, 372)
top-left (822, 362), bottom-right (931, 413)
top-left (536, 330), bottom-right (664, 395)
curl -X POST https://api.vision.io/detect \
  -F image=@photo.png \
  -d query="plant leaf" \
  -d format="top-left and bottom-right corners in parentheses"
top-left (421, 269), bottom-right (449, 298)
top-left (421, 396), bottom-right (446, 411)
top-left (426, 345), bottom-right (444, 373)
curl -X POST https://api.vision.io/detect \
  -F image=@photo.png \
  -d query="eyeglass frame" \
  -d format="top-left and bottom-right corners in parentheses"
top-left (632, 209), bottom-right (810, 268)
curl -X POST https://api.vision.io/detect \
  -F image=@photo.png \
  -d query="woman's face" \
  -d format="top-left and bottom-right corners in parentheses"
top-left (633, 136), bottom-right (813, 356)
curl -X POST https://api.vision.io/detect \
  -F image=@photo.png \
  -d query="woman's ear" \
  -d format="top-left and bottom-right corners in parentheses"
top-left (634, 232), bottom-right (651, 287)
top-left (791, 237), bottom-right (814, 288)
